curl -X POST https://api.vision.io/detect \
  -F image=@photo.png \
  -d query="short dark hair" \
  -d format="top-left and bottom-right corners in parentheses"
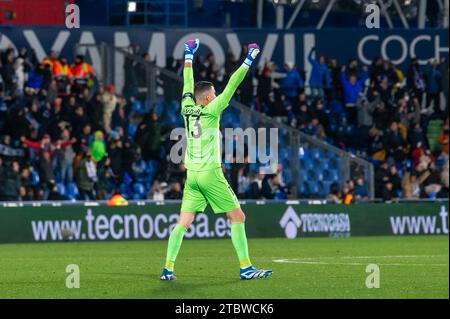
top-left (194, 81), bottom-right (214, 101)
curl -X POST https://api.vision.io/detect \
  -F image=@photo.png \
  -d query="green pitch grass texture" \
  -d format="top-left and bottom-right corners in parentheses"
top-left (0, 236), bottom-right (448, 299)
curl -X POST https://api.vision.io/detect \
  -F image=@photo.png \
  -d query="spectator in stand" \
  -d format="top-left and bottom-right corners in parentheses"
top-left (381, 181), bottom-right (397, 202)
top-left (438, 119), bottom-right (449, 158)
top-left (308, 47), bottom-right (331, 101)
top-left (261, 175), bottom-right (279, 200)
top-left (70, 54), bottom-right (96, 94)
top-left (354, 177), bottom-right (369, 201)
top-left (408, 122), bottom-right (428, 152)
top-left (1, 49), bottom-right (16, 96)
top-left (165, 182), bottom-right (182, 200)
top-left (148, 180), bottom-right (167, 201)
top-left (439, 58), bottom-right (449, 117)
top-left (375, 161), bottom-right (390, 197)
top-left (384, 121), bottom-right (407, 163)
top-left (342, 184), bottom-right (354, 205)
top-left (76, 153), bottom-right (97, 200)
top-left (439, 161), bottom-right (449, 198)
top-left (407, 58), bottom-right (426, 102)
top-left (402, 169), bottom-right (431, 200)
top-left (356, 93), bottom-right (379, 148)
top-left (341, 64), bottom-right (369, 124)
top-left (96, 157), bottom-right (113, 200)
top-left (388, 164), bottom-right (402, 196)
top-left (41, 50), bottom-right (62, 77)
top-left (56, 129), bottom-right (76, 184)
top-left (21, 133), bottom-right (73, 161)
top-left (1, 161), bottom-right (21, 201)
top-left (424, 59), bottom-right (442, 118)
top-left (101, 84), bottom-right (118, 133)
top-left (326, 182), bottom-right (342, 204)
top-left (280, 62), bottom-right (304, 103)
top-left (246, 173), bottom-right (264, 199)
top-left (89, 131), bottom-right (107, 163)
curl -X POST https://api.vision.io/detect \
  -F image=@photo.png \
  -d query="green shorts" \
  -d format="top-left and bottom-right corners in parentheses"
top-left (181, 168), bottom-right (240, 214)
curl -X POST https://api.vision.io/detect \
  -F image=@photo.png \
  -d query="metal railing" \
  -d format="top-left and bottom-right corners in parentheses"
top-left (75, 43), bottom-right (375, 199)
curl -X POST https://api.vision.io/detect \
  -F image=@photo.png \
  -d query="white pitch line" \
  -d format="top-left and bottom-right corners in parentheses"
top-left (272, 255), bottom-right (449, 260)
top-left (272, 255), bottom-right (448, 267)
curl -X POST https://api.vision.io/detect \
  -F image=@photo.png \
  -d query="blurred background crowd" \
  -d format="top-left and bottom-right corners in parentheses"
top-left (0, 43), bottom-right (448, 203)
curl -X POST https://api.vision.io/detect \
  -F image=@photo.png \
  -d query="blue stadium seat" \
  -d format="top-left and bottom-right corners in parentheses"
top-left (283, 168), bottom-right (293, 184)
top-left (66, 182), bottom-right (79, 200)
top-left (120, 183), bottom-right (130, 196)
top-left (133, 183), bottom-right (145, 196)
top-left (133, 193), bottom-right (143, 200)
top-left (30, 171), bottom-right (40, 187)
top-left (155, 102), bottom-right (165, 117)
top-left (131, 100), bottom-right (143, 113)
top-left (280, 148), bottom-right (290, 160)
top-left (310, 148), bottom-right (322, 160)
top-left (305, 181), bottom-right (319, 195)
top-left (318, 181), bottom-right (333, 195)
top-left (300, 158), bottom-right (315, 171)
top-left (307, 169), bottom-right (318, 181)
top-left (127, 124), bottom-right (137, 137)
top-left (56, 183), bottom-right (66, 197)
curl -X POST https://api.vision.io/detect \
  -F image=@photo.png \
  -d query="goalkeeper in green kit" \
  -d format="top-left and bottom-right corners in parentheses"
top-left (160, 38), bottom-right (273, 281)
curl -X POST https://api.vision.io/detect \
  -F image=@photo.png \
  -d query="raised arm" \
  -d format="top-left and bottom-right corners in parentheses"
top-left (181, 38), bottom-right (199, 107)
top-left (208, 44), bottom-right (260, 115)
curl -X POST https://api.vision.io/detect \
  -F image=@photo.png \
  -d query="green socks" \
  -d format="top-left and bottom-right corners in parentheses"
top-left (165, 222), bottom-right (252, 271)
top-left (164, 224), bottom-right (187, 271)
top-left (231, 222), bottom-right (252, 269)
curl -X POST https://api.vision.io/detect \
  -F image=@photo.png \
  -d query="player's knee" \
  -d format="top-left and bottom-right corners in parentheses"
top-left (228, 209), bottom-right (246, 223)
top-left (179, 213), bottom-right (195, 229)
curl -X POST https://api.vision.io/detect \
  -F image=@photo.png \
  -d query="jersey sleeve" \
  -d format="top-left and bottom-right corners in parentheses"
top-left (207, 65), bottom-right (248, 116)
top-left (181, 66), bottom-right (195, 109)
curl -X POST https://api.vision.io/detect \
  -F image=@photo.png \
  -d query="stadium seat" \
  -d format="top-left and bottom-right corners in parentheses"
top-left (66, 183), bottom-right (79, 200)
top-left (310, 148), bottom-right (322, 160)
top-left (56, 183), bottom-right (66, 197)
top-left (127, 124), bottom-right (137, 137)
top-left (307, 169), bottom-right (318, 181)
top-left (305, 181), bottom-right (319, 195)
top-left (283, 168), bottom-right (293, 184)
top-left (30, 171), bottom-right (40, 187)
top-left (155, 102), bottom-right (165, 117)
top-left (133, 183), bottom-right (145, 196)
top-left (300, 158), bottom-right (315, 171)
top-left (131, 100), bottom-right (143, 113)
top-left (319, 181), bottom-right (333, 195)
top-left (280, 148), bottom-right (290, 160)
top-left (120, 183), bottom-right (130, 197)
top-left (324, 169), bottom-right (339, 182)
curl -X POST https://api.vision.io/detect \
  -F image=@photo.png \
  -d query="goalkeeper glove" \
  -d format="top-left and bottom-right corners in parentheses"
top-left (243, 43), bottom-right (260, 67)
top-left (184, 38), bottom-right (200, 62)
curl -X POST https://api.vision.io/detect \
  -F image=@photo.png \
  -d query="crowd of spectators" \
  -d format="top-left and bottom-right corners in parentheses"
top-left (0, 43), bottom-right (448, 202)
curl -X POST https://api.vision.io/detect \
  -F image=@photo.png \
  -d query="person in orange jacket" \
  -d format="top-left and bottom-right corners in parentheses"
top-left (41, 50), bottom-right (62, 77)
top-left (70, 54), bottom-right (96, 79)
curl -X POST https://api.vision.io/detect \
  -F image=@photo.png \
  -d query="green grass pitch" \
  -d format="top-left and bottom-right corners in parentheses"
top-left (0, 236), bottom-right (448, 299)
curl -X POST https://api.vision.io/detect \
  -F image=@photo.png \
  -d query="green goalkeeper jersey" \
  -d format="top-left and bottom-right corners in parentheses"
top-left (180, 65), bottom-right (248, 171)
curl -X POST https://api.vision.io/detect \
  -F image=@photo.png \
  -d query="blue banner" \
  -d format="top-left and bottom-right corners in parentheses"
top-left (1, 27), bottom-right (448, 72)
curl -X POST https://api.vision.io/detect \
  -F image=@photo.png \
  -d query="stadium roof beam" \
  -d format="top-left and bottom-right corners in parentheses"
top-left (444, 0), bottom-right (450, 28)
top-left (316, 0), bottom-right (337, 30)
top-left (257, 0), bottom-right (264, 28)
top-left (418, 0), bottom-right (427, 28)
top-left (276, 5), bottom-right (284, 29)
top-left (285, 0), bottom-right (307, 30)
top-left (377, 0), bottom-right (394, 29)
top-left (392, 0), bottom-right (410, 29)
